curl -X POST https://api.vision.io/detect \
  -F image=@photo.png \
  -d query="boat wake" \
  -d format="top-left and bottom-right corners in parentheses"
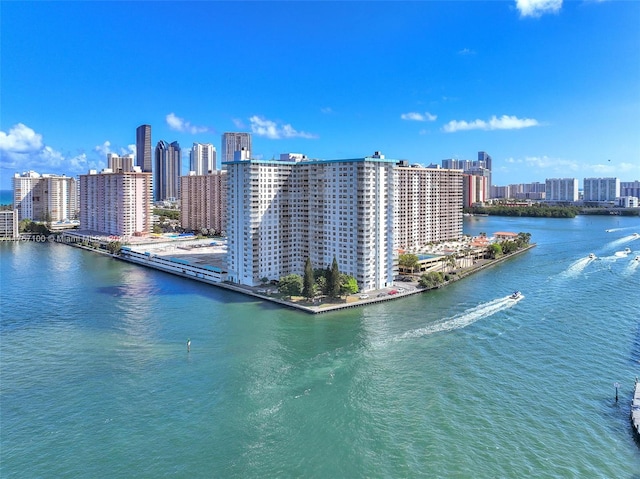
top-left (605, 234), bottom-right (640, 250)
top-left (396, 295), bottom-right (523, 341)
top-left (622, 259), bottom-right (640, 277)
top-left (560, 256), bottom-right (595, 278)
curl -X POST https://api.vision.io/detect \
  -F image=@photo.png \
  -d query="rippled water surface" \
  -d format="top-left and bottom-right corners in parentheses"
top-left (2, 215), bottom-right (640, 478)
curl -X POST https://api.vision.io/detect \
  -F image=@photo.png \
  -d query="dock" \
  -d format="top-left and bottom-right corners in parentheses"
top-left (632, 378), bottom-right (640, 436)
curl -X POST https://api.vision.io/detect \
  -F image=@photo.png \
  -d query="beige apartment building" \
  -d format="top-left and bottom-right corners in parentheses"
top-left (13, 171), bottom-right (78, 222)
top-left (394, 164), bottom-right (463, 253)
top-left (79, 169), bottom-right (152, 237)
top-left (180, 171), bottom-right (227, 235)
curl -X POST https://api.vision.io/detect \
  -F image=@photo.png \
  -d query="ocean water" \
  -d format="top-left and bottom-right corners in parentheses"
top-left (1, 215), bottom-right (640, 478)
top-left (0, 189), bottom-right (13, 206)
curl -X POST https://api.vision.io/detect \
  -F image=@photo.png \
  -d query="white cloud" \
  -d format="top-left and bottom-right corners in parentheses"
top-left (442, 115), bottom-right (541, 132)
top-left (0, 122), bottom-right (102, 177)
top-left (321, 107), bottom-right (333, 114)
top-left (249, 115), bottom-right (318, 139)
top-left (94, 140), bottom-right (112, 157)
top-left (401, 112), bottom-right (437, 122)
top-left (232, 118), bottom-right (246, 129)
top-left (515, 0), bottom-right (562, 18)
top-left (458, 48), bottom-right (476, 55)
top-left (166, 112), bottom-right (209, 134)
top-left (121, 144), bottom-right (136, 156)
top-left (0, 123), bottom-right (43, 153)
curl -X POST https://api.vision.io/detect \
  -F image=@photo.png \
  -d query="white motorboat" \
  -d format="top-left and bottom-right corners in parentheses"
top-left (509, 291), bottom-right (522, 300)
top-left (588, 253), bottom-right (596, 259)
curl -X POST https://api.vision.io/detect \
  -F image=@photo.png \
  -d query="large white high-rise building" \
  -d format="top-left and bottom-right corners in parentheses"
top-left (221, 133), bottom-right (251, 163)
top-left (225, 152), bottom-right (397, 291)
top-left (545, 178), bottom-right (579, 202)
top-left (180, 171), bottom-right (227, 234)
top-left (79, 169), bottom-right (152, 237)
top-left (13, 171), bottom-right (78, 222)
top-left (394, 164), bottom-right (463, 252)
top-left (583, 177), bottom-right (620, 202)
top-left (189, 143), bottom-right (217, 175)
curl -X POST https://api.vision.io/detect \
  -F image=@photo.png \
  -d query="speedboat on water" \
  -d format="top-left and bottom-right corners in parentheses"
top-left (624, 248), bottom-right (632, 254)
top-left (635, 256), bottom-right (640, 262)
top-left (588, 253), bottom-right (596, 259)
top-left (634, 233), bottom-right (640, 238)
top-left (509, 291), bottom-right (522, 300)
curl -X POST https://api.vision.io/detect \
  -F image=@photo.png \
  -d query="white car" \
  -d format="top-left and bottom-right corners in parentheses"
top-left (359, 294), bottom-right (370, 299)
top-left (397, 288), bottom-right (406, 293)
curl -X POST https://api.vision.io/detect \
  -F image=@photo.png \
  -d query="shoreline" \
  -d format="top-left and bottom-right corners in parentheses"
top-left (110, 242), bottom-right (536, 315)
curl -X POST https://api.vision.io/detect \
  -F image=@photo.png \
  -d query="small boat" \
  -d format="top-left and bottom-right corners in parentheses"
top-left (588, 253), bottom-right (596, 259)
top-left (624, 248), bottom-right (631, 254)
top-left (635, 256), bottom-right (640, 262)
top-left (509, 291), bottom-right (522, 300)
top-left (634, 233), bottom-right (640, 238)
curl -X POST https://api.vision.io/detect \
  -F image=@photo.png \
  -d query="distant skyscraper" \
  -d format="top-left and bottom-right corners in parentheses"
top-left (154, 141), bottom-right (181, 202)
top-left (221, 133), bottom-right (251, 163)
top-left (136, 124), bottom-right (152, 173)
top-left (189, 143), bottom-right (216, 175)
top-left (545, 178), bottom-right (578, 202)
top-left (107, 153), bottom-right (135, 173)
top-left (583, 177), bottom-right (620, 202)
top-left (478, 151), bottom-right (492, 197)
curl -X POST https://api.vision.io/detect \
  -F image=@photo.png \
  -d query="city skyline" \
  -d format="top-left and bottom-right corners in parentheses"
top-left (1, 1), bottom-right (639, 190)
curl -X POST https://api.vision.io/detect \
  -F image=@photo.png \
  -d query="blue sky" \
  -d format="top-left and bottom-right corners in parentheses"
top-left (1, 0), bottom-right (639, 190)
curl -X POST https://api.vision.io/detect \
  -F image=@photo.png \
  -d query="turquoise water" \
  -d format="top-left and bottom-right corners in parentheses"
top-left (1, 215), bottom-right (640, 477)
top-left (0, 189), bottom-right (13, 206)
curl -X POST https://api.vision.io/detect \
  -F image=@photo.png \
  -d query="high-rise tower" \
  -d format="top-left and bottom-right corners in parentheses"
top-left (136, 124), bottom-right (152, 173)
top-left (154, 140), bottom-right (181, 202)
top-left (221, 133), bottom-right (251, 164)
top-left (189, 143), bottom-right (216, 175)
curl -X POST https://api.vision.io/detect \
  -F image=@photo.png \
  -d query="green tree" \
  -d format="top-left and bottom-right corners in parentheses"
top-left (315, 276), bottom-right (327, 295)
top-left (278, 274), bottom-right (303, 298)
top-left (489, 243), bottom-right (502, 259)
top-left (106, 241), bottom-right (122, 255)
top-left (340, 274), bottom-right (359, 297)
top-left (398, 253), bottom-right (420, 274)
top-left (328, 257), bottom-right (341, 298)
top-left (303, 257), bottom-right (315, 300)
top-left (419, 272), bottom-right (444, 289)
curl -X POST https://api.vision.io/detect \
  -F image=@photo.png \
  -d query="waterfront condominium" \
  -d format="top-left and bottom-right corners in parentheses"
top-left (582, 177), bottom-right (620, 202)
top-left (394, 163), bottom-right (463, 252)
top-left (189, 143), bottom-right (217, 175)
top-left (136, 124), bottom-right (152, 173)
top-left (13, 171), bottom-right (78, 222)
top-left (154, 140), bottom-right (181, 202)
top-left (545, 178), bottom-right (579, 202)
top-left (79, 168), bottom-right (152, 237)
top-left (180, 170), bottom-right (227, 235)
top-left (221, 133), bottom-right (251, 163)
top-left (225, 152), bottom-right (396, 292)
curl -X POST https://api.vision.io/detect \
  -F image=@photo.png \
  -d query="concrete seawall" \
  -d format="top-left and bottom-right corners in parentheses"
top-left (110, 243), bottom-right (536, 315)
